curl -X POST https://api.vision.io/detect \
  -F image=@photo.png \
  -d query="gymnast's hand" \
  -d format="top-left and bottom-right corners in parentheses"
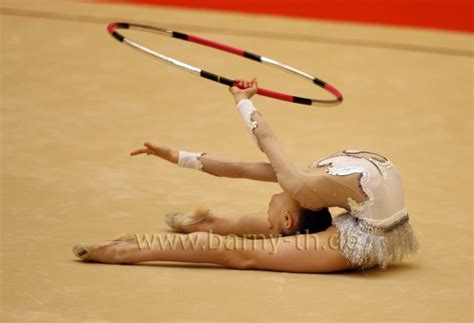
top-left (130, 142), bottom-right (179, 164)
top-left (230, 78), bottom-right (258, 104)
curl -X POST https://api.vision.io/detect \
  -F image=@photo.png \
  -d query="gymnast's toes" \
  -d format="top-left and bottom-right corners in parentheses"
top-left (72, 235), bottom-right (136, 263)
top-left (72, 242), bottom-right (97, 261)
top-left (165, 212), bottom-right (179, 229)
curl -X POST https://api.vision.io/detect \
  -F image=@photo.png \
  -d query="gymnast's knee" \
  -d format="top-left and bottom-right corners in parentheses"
top-left (221, 251), bottom-right (254, 270)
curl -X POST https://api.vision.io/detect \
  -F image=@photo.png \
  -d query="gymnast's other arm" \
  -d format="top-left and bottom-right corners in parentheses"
top-left (130, 142), bottom-right (277, 182)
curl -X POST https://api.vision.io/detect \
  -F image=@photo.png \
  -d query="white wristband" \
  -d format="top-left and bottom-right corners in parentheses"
top-left (178, 151), bottom-right (205, 170)
top-left (236, 99), bottom-right (259, 147)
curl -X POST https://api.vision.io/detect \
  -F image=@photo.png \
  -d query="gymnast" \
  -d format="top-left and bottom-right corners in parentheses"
top-left (73, 78), bottom-right (419, 273)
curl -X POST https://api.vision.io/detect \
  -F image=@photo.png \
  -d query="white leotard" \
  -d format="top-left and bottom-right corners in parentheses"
top-left (314, 150), bottom-right (408, 228)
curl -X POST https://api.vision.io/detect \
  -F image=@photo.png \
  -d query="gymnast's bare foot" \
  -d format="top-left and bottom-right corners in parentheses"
top-left (165, 206), bottom-right (212, 233)
top-left (72, 233), bottom-right (137, 264)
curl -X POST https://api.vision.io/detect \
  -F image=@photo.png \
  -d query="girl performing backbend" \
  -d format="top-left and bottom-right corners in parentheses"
top-left (73, 78), bottom-right (419, 273)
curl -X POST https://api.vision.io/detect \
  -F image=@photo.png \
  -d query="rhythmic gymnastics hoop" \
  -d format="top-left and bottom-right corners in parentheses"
top-left (107, 22), bottom-right (343, 106)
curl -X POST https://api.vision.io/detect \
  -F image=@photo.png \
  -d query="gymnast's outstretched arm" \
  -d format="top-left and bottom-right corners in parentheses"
top-left (130, 142), bottom-right (277, 182)
top-left (230, 79), bottom-right (326, 210)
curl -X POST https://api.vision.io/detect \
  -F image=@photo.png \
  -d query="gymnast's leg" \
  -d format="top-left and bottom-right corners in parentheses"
top-left (166, 207), bottom-right (273, 238)
top-left (72, 228), bottom-right (355, 272)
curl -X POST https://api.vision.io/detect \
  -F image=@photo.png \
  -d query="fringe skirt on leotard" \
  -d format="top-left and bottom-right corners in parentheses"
top-left (333, 212), bottom-right (420, 269)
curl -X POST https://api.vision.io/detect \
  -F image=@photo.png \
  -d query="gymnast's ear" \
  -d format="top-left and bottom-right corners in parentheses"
top-left (281, 210), bottom-right (296, 232)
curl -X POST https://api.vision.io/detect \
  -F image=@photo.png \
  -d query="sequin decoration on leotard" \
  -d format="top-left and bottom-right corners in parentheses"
top-left (325, 163), bottom-right (375, 214)
top-left (342, 150), bottom-right (392, 183)
top-left (313, 151), bottom-right (386, 215)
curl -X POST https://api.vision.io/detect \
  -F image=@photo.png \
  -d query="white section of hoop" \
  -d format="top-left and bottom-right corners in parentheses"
top-left (261, 56), bottom-right (314, 80)
top-left (124, 38), bottom-right (201, 75)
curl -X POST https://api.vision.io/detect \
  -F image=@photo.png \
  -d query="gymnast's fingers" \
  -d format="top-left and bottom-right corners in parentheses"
top-left (130, 148), bottom-right (152, 156)
top-left (144, 142), bottom-right (164, 154)
top-left (251, 77), bottom-right (258, 87)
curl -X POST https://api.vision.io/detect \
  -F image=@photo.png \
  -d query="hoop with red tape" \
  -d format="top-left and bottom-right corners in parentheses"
top-left (107, 22), bottom-right (343, 106)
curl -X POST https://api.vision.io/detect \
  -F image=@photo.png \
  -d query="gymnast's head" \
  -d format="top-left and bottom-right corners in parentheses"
top-left (267, 192), bottom-right (332, 236)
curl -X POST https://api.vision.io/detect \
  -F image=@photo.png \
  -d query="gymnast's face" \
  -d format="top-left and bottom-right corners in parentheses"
top-left (267, 192), bottom-right (301, 236)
